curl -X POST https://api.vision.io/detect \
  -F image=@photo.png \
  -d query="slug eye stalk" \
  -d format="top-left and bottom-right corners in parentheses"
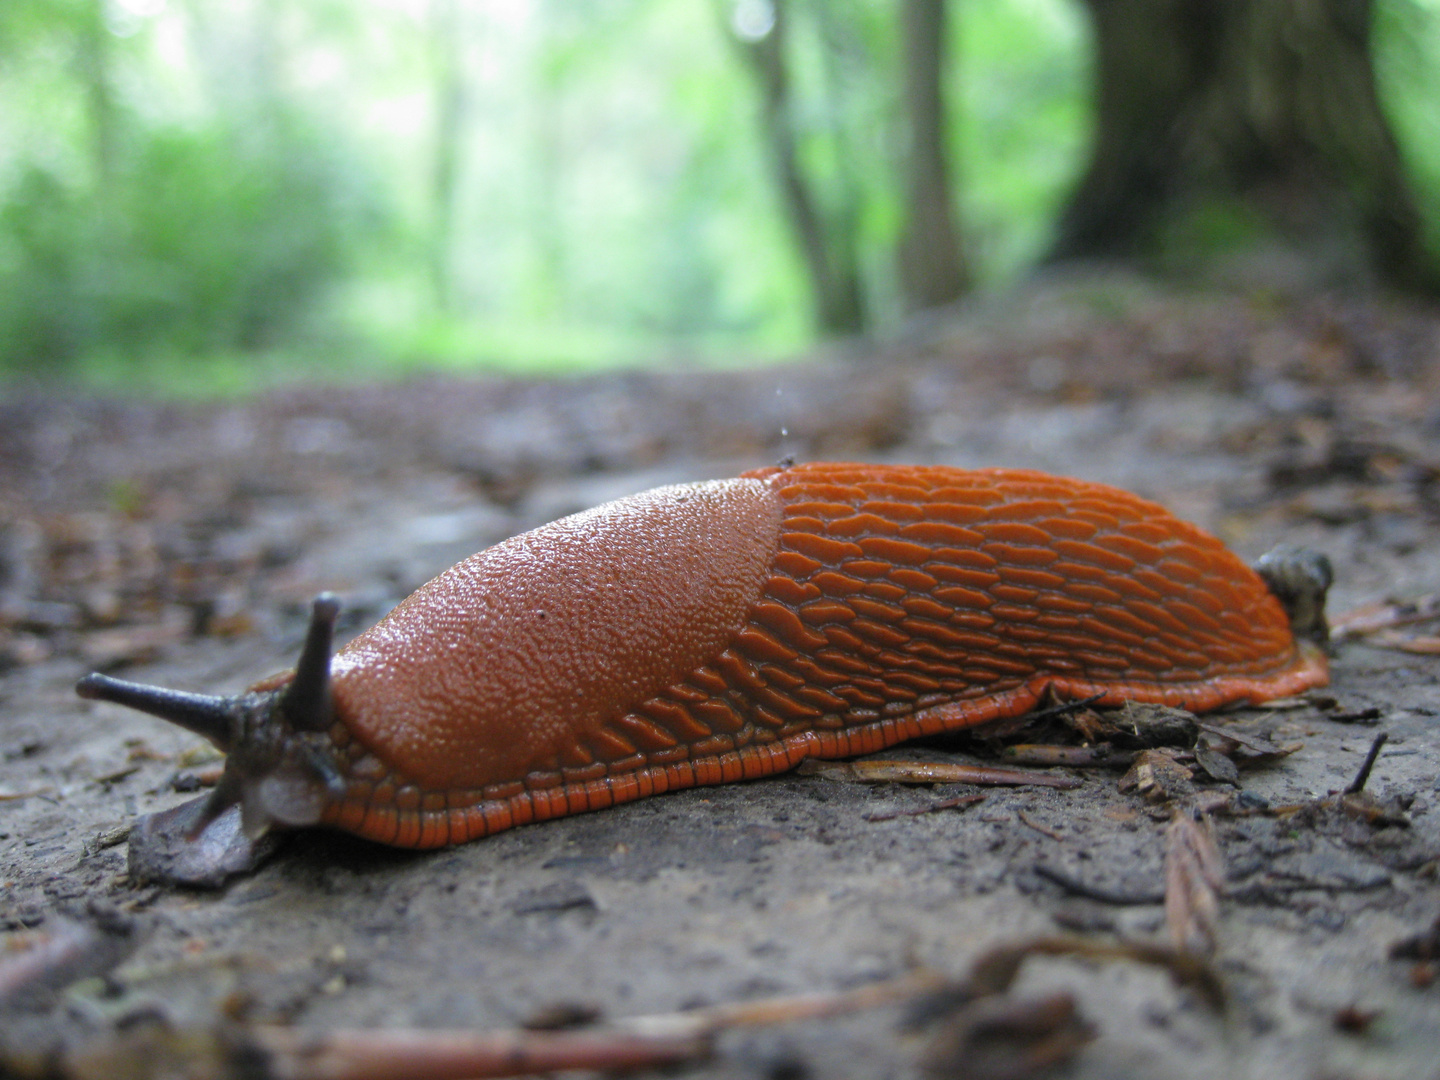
top-left (75, 673), bottom-right (240, 751)
top-left (276, 592), bottom-right (340, 733)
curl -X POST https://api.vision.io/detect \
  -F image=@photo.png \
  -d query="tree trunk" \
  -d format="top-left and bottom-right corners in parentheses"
top-left (1052, 0), bottom-right (1436, 293)
top-left (896, 0), bottom-right (968, 312)
top-left (77, 0), bottom-right (116, 187)
top-left (733, 0), bottom-right (866, 336)
top-left (429, 0), bottom-right (467, 313)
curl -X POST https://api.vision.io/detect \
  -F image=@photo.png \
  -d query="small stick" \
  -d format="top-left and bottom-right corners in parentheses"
top-left (1345, 732), bottom-right (1389, 794)
top-left (1024, 691), bottom-right (1107, 722)
top-left (1330, 594), bottom-right (1440, 642)
top-left (248, 969), bottom-right (948, 1080)
top-left (629, 967), bottom-right (947, 1038)
top-left (92, 764), bottom-right (144, 785)
top-left (1032, 864), bottom-right (1164, 906)
top-left (1367, 630), bottom-right (1440, 655)
top-left (1017, 810), bottom-right (1064, 841)
top-left (865, 794), bottom-right (986, 822)
top-left (1002, 745), bottom-right (1132, 768)
top-left (0, 922), bottom-right (97, 1003)
top-left (253, 1026), bottom-right (707, 1080)
top-left (962, 936), bottom-right (1224, 1010)
top-left (1164, 813), bottom-right (1224, 958)
top-left (800, 759), bottom-right (1081, 790)
top-left (0, 788), bottom-right (51, 802)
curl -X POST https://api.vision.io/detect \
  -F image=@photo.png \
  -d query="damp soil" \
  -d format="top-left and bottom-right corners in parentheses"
top-left (2, 272), bottom-right (1440, 1080)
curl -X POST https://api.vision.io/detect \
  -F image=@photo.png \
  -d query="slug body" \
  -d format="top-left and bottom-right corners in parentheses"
top-left (78, 463), bottom-right (1329, 850)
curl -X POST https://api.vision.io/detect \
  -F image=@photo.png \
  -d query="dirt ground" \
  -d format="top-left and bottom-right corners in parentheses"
top-left (3, 271), bottom-right (1440, 1080)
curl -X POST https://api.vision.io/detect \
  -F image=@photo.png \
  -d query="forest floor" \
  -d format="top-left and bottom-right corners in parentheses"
top-left (2, 268), bottom-right (1439, 1080)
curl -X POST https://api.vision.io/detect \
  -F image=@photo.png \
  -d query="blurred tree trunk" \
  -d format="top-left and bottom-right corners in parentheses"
top-left (1053, 0), bottom-right (1437, 293)
top-left (896, 0), bottom-right (968, 312)
top-left (77, 0), bottom-right (116, 186)
top-left (733, 0), bottom-right (866, 336)
top-left (429, 0), bottom-right (467, 312)
top-left (529, 53), bottom-right (564, 321)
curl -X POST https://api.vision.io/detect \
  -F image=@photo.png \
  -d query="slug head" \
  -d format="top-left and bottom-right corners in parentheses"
top-left (75, 594), bottom-right (347, 841)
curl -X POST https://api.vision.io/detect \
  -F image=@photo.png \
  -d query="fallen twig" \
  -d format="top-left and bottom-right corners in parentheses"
top-left (41, 970), bottom-right (949, 1080)
top-left (1164, 812), bottom-right (1224, 958)
top-left (1024, 691), bottom-right (1107, 722)
top-left (1330, 593), bottom-right (1440, 643)
top-left (1000, 744), bottom-right (1133, 768)
top-left (621, 967), bottom-right (946, 1039)
top-left (864, 794), bottom-right (986, 822)
top-left (1365, 630), bottom-right (1440, 655)
top-left (957, 937), bottom-right (1224, 1011)
top-left (0, 910), bottom-right (136, 1010)
top-left (799, 759), bottom-right (1081, 789)
top-left (1017, 810), bottom-right (1064, 841)
top-left (49, 1023), bottom-right (709, 1080)
top-left (0, 785), bottom-right (53, 802)
top-left (1345, 732), bottom-right (1388, 795)
top-left (254, 1025), bottom-right (708, 1080)
top-left (1032, 864), bottom-right (1164, 906)
top-left (919, 992), bottom-right (1093, 1080)
top-left (92, 764), bottom-right (143, 785)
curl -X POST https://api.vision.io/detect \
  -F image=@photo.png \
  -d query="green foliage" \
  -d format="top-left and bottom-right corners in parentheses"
top-left (0, 0), bottom-right (1436, 394)
top-left (955, 0), bottom-right (1091, 282)
top-left (0, 113), bottom-right (380, 369)
top-left (1374, 0), bottom-right (1440, 259)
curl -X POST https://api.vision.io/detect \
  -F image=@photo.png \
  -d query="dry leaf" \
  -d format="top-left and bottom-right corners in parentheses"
top-left (1118, 749), bottom-right (1194, 803)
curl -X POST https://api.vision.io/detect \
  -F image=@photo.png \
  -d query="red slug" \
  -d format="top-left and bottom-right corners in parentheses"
top-left (77, 462), bottom-right (1330, 850)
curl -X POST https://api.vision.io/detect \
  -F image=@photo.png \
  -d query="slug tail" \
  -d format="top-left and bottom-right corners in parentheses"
top-left (1254, 545), bottom-right (1333, 646)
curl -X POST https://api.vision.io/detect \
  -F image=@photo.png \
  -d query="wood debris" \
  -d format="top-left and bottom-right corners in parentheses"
top-left (799, 758), bottom-right (1081, 790)
top-left (1164, 812), bottom-right (1224, 958)
top-left (1330, 593), bottom-right (1440, 653)
top-left (919, 992), bottom-right (1093, 1080)
top-left (1117, 749), bottom-right (1194, 803)
top-left (6, 969), bottom-right (949, 1080)
top-left (863, 793), bottom-right (986, 822)
top-left (1000, 743), bottom-right (1134, 768)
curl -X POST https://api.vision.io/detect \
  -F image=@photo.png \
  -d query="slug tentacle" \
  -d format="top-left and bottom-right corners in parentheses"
top-left (275, 592), bottom-right (340, 733)
top-left (75, 673), bottom-right (240, 751)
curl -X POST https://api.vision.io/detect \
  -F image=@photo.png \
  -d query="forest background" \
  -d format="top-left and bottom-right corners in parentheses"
top-left (1, 0), bottom-right (1438, 395)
